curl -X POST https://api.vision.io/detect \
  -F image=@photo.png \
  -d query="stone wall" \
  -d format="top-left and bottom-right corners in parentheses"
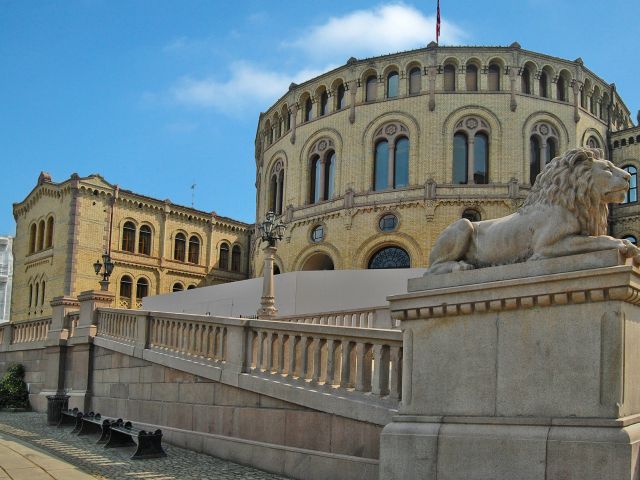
top-left (90, 346), bottom-right (381, 460)
top-left (0, 347), bottom-right (46, 411)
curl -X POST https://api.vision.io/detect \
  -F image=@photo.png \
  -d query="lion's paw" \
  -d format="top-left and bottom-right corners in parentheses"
top-left (619, 242), bottom-right (640, 258)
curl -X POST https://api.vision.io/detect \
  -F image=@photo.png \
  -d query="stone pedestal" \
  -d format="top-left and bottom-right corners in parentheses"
top-left (380, 250), bottom-right (640, 480)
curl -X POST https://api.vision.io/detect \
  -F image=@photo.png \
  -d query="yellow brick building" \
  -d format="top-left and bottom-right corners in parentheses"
top-left (11, 173), bottom-right (251, 322)
top-left (251, 43), bottom-right (637, 274)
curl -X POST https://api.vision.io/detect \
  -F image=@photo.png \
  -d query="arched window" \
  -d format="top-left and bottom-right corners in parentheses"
top-left (34, 282), bottom-right (39, 307)
top-left (174, 233), bottom-right (186, 261)
top-left (28, 284), bottom-right (33, 309)
top-left (304, 97), bottom-right (313, 122)
top-left (473, 133), bottom-right (489, 184)
top-left (462, 209), bottom-right (481, 222)
top-left (309, 139), bottom-right (336, 203)
top-left (172, 283), bottom-right (184, 293)
top-left (530, 136), bottom-right (541, 185)
top-left (624, 166), bottom-right (637, 204)
top-left (368, 246), bottom-right (410, 269)
top-left (374, 140), bottom-right (389, 191)
top-left (29, 224), bottom-right (36, 254)
top-left (487, 63), bottom-right (500, 91)
top-left (557, 76), bottom-right (566, 102)
top-left (41, 281), bottom-right (46, 306)
top-left (453, 133), bottom-right (468, 184)
top-left (539, 71), bottom-right (548, 98)
top-left (45, 217), bottom-right (54, 249)
top-left (466, 64), bottom-right (478, 91)
top-left (122, 221), bottom-right (136, 253)
top-left (387, 71), bottom-right (399, 98)
top-left (265, 120), bottom-right (273, 145)
top-left (282, 105), bottom-right (290, 131)
top-left (521, 67), bottom-right (531, 94)
top-left (529, 122), bottom-right (560, 184)
top-left (219, 243), bottom-right (230, 270)
top-left (624, 235), bottom-right (637, 245)
top-left (273, 265), bottom-right (281, 275)
top-left (119, 276), bottom-right (132, 300)
top-left (453, 117), bottom-right (490, 184)
top-left (268, 161), bottom-right (285, 215)
top-left (336, 84), bottom-right (346, 110)
top-left (136, 278), bottom-right (149, 301)
top-left (586, 136), bottom-right (599, 149)
top-left (138, 225), bottom-right (151, 255)
top-left (409, 67), bottom-right (421, 94)
top-left (37, 220), bottom-right (45, 251)
top-left (443, 64), bottom-right (456, 92)
top-left (373, 122), bottom-right (410, 191)
top-left (188, 235), bottom-right (200, 264)
top-left (319, 91), bottom-right (328, 116)
top-left (231, 245), bottom-right (242, 272)
top-left (366, 75), bottom-right (377, 101)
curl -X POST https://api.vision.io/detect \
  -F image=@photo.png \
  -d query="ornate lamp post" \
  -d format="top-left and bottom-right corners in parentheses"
top-left (93, 252), bottom-right (115, 291)
top-left (257, 211), bottom-right (286, 318)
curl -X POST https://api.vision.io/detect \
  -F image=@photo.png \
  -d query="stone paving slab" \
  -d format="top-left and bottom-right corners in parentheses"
top-left (0, 412), bottom-right (292, 480)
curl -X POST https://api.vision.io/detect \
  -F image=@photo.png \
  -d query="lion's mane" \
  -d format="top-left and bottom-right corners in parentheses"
top-left (520, 147), bottom-right (609, 236)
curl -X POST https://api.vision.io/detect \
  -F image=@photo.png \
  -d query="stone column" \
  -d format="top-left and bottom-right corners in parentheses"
top-left (348, 81), bottom-right (357, 124)
top-left (427, 67), bottom-right (437, 111)
top-left (290, 104), bottom-right (298, 144)
top-left (381, 250), bottom-right (640, 480)
top-left (257, 246), bottom-right (278, 318)
top-left (541, 141), bottom-right (548, 169)
top-left (509, 67), bottom-right (517, 111)
top-left (275, 176), bottom-right (283, 215)
top-left (572, 81), bottom-right (582, 123)
top-left (467, 137), bottom-right (476, 185)
top-left (387, 141), bottom-right (395, 188)
top-left (319, 158), bottom-right (327, 201)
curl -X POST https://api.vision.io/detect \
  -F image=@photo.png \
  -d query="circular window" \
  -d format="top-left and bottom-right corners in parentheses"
top-left (379, 214), bottom-right (398, 232)
top-left (311, 225), bottom-right (324, 243)
top-left (368, 246), bottom-right (410, 269)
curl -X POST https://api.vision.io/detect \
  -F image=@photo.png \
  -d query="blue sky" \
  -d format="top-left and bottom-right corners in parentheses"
top-left (1, 0), bottom-right (638, 235)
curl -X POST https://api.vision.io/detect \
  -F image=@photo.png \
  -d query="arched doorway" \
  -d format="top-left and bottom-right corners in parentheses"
top-left (301, 252), bottom-right (334, 271)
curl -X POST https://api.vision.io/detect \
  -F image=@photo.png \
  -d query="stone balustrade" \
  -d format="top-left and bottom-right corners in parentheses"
top-left (276, 306), bottom-right (395, 329)
top-left (97, 309), bottom-right (137, 343)
top-left (10, 318), bottom-right (51, 344)
top-left (65, 312), bottom-right (79, 338)
top-left (246, 320), bottom-right (402, 400)
top-left (149, 314), bottom-right (229, 362)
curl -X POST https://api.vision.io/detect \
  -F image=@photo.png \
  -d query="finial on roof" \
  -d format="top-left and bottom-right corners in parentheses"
top-left (347, 57), bottom-right (357, 65)
top-left (574, 57), bottom-right (584, 65)
top-left (427, 41), bottom-right (438, 49)
top-left (510, 41), bottom-right (521, 49)
top-left (288, 82), bottom-right (297, 91)
top-left (37, 172), bottom-right (52, 185)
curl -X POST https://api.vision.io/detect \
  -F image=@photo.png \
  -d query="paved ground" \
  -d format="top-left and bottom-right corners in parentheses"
top-left (0, 412), bottom-right (291, 480)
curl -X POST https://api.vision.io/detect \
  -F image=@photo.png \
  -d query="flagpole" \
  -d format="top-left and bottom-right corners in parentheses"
top-left (436, 0), bottom-right (441, 45)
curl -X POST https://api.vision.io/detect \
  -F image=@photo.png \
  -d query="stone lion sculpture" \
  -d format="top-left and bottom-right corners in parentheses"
top-left (427, 147), bottom-right (640, 274)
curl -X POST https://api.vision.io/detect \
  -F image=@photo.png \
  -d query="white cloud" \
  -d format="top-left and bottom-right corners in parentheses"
top-left (286, 4), bottom-right (466, 60)
top-left (171, 62), bottom-right (335, 112)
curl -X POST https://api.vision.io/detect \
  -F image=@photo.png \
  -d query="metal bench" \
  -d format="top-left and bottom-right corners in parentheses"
top-left (77, 412), bottom-right (117, 444)
top-left (105, 419), bottom-right (166, 460)
top-left (57, 408), bottom-right (83, 433)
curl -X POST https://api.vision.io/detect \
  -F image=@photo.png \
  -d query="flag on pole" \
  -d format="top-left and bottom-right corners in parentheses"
top-left (436, 0), bottom-right (441, 44)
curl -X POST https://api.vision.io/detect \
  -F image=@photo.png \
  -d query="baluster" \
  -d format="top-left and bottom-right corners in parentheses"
top-left (276, 334), bottom-right (285, 374)
top-left (266, 332), bottom-right (275, 372)
top-left (245, 330), bottom-right (256, 370)
top-left (299, 336), bottom-right (310, 380)
top-left (372, 344), bottom-right (390, 396)
top-left (206, 326), bottom-right (214, 358)
top-left (340, 340), bottom-right (354, 388)
top-left (311, 338), bottom-right (323, 384)
top-left (389, 346), bottom-right (402, 399)
top-left (287, 335), bottom-right (298, 378)
top-left (355, 342), bottom-right (373, 392)
top-left (221, 327), bottom-right (227, 360)
top-left (194, 324), bottom-right (201, 355)
top-left (256, 331), bottom-right (265, 370)
top-left (326, 339), bottom-right (337, 385)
